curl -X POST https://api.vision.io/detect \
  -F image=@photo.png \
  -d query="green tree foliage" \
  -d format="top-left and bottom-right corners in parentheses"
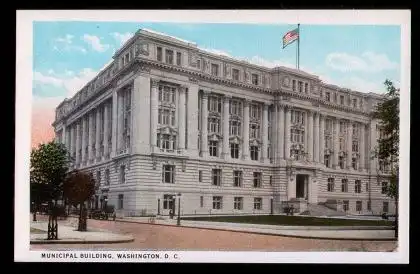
top-left (63, 171), bottom-right (96, 231)
top-left (371, 79), bottom-right (399, 199)
top-left (30, 141), bottom-right (70, 209)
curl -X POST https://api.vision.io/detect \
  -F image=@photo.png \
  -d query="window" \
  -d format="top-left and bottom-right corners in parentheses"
top-left (211, 64), bottom-right (219, 76)
top-left (212, 196), bottom-right (223, 209)
top-left (367, 201), bottom-right (371, 211)
top-left (230, 143), bottom-right (239, 159)
top-left (96, 171), bottom-right (101, 186)
top-left (234, 197), bottom-right (243, 210)
top-left (339, 156), bottom-right (345, 169)
top-left (343, 200), bottom-right (349, 212)
top-left (325, 92), bottom-right (330, 102)
top-left (356, 201), bottom-right (362, 212)
top-left (250, 124), bottom-right (260, 139)
top-left (269, 175), bottom-right (273, 186)
top-left (352, 158), bottom-right (357, 170)
top-left (208, 118), bottom-right (221, 133)
top-left (105, 169), bottom-right (110, 185)
top-left (165, 49), bottom-right (173, 64)
top-left (341, 179), bottom-right (348, 192)
top-left (304, 83), bottom-right (308, 93)
top-left (212, 169), bottom-right (221, 186)
top-left (254, 197), bottom-right (262, 210)
top-left (176, 52), bottom-right (182, 66)
top-left (250, 105), bottom-right (261, 120)
top-left (209, 141), bottom-right (218, 157)
top-left (163, 194), bottom-right (174, 210)
top-left (208, 96), bottom-right (222, 113)
top-left (292, 80), bottom-right (296, 91)
top-left (162, 165), bottom-right (175, 184)
top-left (233, 171), bottom-right (242, 187)
top-left (355, 180), bottom-right (362, 193)
top-left (327, 178), bottom-right (335, 192)
top-left (352, 123), bottom-right (359, 136)
top-left (381, 182), bottom-right (388, 194)
top-left (383, 201), bottom-right (389, 213)
top-left (253, 172), bottom-right (262, 188)
top-left (230, 120), bottom-right (241, 136)
top-left (157, 134), bottom-right (176, 151)
top-left (158, 109), bottom-right (176, 126)
top-left (352, 140), bottom-right (359, 152)
top-left (232, 68), bottom-right (239, 81)
top-left (298, 81), bottom-right (303, 92)
top-left (230, 100), bottom-right (241, 116)
top-left (291, 128), bottom-right (305, 144)
top-left (158, 85), bottom-right (176, 103)
top-left (353, 98), bottom-right (357, 108)
top-left (251, 74), bottom-right (259, 85)
top-left (340, 95), bottom-right (345, 105)
top-left (200, 196), bottom-right (204, 207)
top-left (157, 47), bottom-right (162, 61)
top-left (120, 165), bottom-right (126, 184)
top-left (199, 171), bottom-right (203, 182)
top-left (118, 194), bottom-right (124, 209)
top-left (324, 155), bottom-right (331, 168)
top-left (196, 59), bottom-right (201, 69)
top-left (366, 182), bottom-right (369, 192)
top-left (250, 146), bottom-right (259, 161)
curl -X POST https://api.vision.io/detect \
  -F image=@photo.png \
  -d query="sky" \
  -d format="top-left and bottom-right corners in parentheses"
top-left (31, 22), bottom-right (401, 148)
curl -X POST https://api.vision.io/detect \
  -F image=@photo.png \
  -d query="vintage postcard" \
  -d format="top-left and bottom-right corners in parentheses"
top-left (15, 10), bottom-right (410, 263)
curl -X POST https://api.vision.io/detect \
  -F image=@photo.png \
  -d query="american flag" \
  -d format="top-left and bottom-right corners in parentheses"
top-left (283, 28), bottom-right (299, 49)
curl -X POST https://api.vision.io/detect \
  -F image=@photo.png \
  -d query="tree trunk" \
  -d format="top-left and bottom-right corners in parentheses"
top-left (33, 211), bottom-right (37, 222)
top-left (394, 196), bottom-right (398, 239)
top-left (78, 203), bottom-right (87, 231)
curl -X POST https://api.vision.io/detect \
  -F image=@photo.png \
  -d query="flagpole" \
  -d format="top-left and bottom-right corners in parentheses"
top-left (297, 23), bottom-right (300, 70)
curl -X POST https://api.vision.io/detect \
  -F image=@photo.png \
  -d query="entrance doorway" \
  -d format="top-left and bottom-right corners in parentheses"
top-left (296, 174), bottom-right (308, 199)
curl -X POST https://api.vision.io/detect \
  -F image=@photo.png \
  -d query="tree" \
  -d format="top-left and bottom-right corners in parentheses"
top-left (30, 141), bottom-right (70, 223)
top-left (63, 170), bottom-right (96, 231)
top-left (371, 79), bottom-right (399, 238)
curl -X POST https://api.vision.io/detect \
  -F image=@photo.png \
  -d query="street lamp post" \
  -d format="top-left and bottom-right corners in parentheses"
top-left (177, 193), bottom-right (181, 226)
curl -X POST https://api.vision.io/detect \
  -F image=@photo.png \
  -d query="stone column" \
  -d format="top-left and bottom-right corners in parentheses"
top-left (222, 95), bottom-right (230, 159)
top-left (187, 82), bottom-right (199, 157)
top-left (314, 112), bottom-right (320, 162)
top-left (117, 90), bottom-right (124, 154)
top-left (333, 118), bottom-right (340, 169)
top-left (65, 126), bottom-right (70, 151)
top-left (61, 126), bottom-right (66, 146)
top-left (81, 116), bottom-right (87, 165)
top-left (307, 110), bottom-right (314, 162)
top-left (242, 99), bottom-right (250, 160)
top-left (278, 104), bottom-right (285, 160)
top-left (69, 124), bottom-right (74, 159)
top-left (76, 121), bottom-right (81, 165)
top-left (347, 120), bottom-right (352, 169)
top-left (261, 102), bottom-right (269, 162)
top-left (284, 106), bottom-right (291, 159)
top-left (150, 79), bottom-right (159, 152)
top-left (103, 103), bottom-right (109, 159)
top-left (201, 90), bottom-right (209, 157)
top-left (88, 111), bottom-right (94, 163)
top-left (111, 90), bottom-right (118, 157)
top-left (319, 114), bottom-right (325, 165)
top-left (95, 106), bottom-right (101, 161)
top-left (178, 85), bottom-right (186, 151)
top-left (369, 119), bottom-right (378, 172)
top-left (359, 123), bottom-right (365, 171)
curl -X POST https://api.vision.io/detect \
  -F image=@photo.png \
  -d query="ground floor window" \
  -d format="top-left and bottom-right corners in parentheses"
top-left (367, 200), bottom-right (371, 211)
top-left (234, 197), bottom-right (243, 210)
top-left (163, 194), bottom-right (174, 210)
top-left (343, 200), bottom-right (349, 212)
top-left (213, 196), bottom-right (223, 209)
top-left (118, 194), bottom-right (124, 209)
top-left (327, 178), bottom-right (334, 192)
top-left (356, 201), bottom-right (362, 212)
top-left (383, 201), bottom-right (389, 213)
top-left (200, 196), bottom-right (204, 208)
top-left (254, 197), bottom-right (262, 210)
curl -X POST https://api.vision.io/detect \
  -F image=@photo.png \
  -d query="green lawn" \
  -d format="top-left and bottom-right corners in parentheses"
top-left (181, 215), bottom-right (393, 226)
top-left (30, 227), bottom-right (46, 234)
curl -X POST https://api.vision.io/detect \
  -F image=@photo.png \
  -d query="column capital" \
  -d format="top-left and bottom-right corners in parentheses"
top-left (151, 79), bottom-right (159, 88)
top-left (179, 85), bottom-right (187, 93)
top-left (223, 94), bottom-right (232, 102)
top-left (202, 90), bottom-right (211, 98)
top-left (243, 98), bottom-right (251, 106)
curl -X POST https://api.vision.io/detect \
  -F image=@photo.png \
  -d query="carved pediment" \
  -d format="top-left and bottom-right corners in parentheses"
top-left (338, 151), bottom-right (346, 157)
top-left (324, 148), bottom-right (333, 155)
top-left (249, 139), bottom-right (261, 146)
top-left (229, 135), bottom-right (242, 144)
top-left (208, 133), bottom-right (222, 141)
top-left (282, 76), bottom-right (291, 87)
top-left (157, 126), bottom-right (178, 135)
top-left (136, 42), bottom-right (149, 56)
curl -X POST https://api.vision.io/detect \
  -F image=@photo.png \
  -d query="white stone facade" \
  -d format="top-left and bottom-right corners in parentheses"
top-left (53, 29), bottom-right (395, 217)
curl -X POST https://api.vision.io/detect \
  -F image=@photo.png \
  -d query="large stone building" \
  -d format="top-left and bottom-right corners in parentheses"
top-left (53, 28), bottom-right (395, 217)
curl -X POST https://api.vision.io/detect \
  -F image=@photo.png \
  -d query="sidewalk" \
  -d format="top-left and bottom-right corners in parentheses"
top-left (30, 220), bottom-right (134, 244)
top-left (117, 216), bottom-right (396, 241)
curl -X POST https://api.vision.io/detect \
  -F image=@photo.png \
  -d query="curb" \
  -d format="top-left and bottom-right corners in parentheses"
top-left (110, 218), bottom-right (397, 242)
top-left (30, 237), bottom-right (134, 245)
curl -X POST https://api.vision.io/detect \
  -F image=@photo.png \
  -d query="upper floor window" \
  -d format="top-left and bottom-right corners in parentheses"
top-left (209, 141), bottom-right (218, 157)
top-left (162, 165), bottom-right (175, 184)
top-left (251, 74), bottom-right (259, 85)
top-left (105, 169), bottom-right (110, 185)
top-left (298, 81), bottom-right (303, 92)
top-left (232, 68), bottom-right (239, 81)
top-left (339, 156), bottom-right (345, 169)
top-left (157, 47), bottom-right (162, 61)
top-left (292, 80), bottom-right (296, 91)
top-left (352, 98), bottom-right (357, 108)
top-left (208, 117), bottom-right (221, 134)
top-left (233, 170), bottom-right (242, 187)
top-left (230, 143), bottom-right (239, 159)
top-left (208, 96), bottom-right (222, 113)
top-left (250, 104), bottom-right (261, 120)
top-left (355, 180), bottom-right (362, 193)
top-left (250, 123), bottom-right (260, 139)
top-left (304, 83), bottom-right (308, 93)
top-left (230, 100), bottom-right (242, 116)
top-left (250, 146), bottom-right (259, 161)
top-left (381, 181), bottom-right (388, 194)
top-left (212, 169), bottom-right (222, 186)
top-left (339, 121), bottom-right (346, 134)
top-left (158, 85), bottom-right (176, 103)
top-left (229, 120), bottom-right (241, 136)
top-left (291, 110), bottom-right (305, 125)
top-left (211, 64), bottom-right (219, 76)
top-left (352, 140), bottom-right (359, 152)
top-left (325, 119), bottom-right (333, 132)
top-left (327, 178), bottom-right (335, 192)
top-left (253, 172), bottom-right (262, 188)
top-left (340, 95), bottom-right (345, 105)
top-left (119, 165), bottom-right (125, 184)
top-left (96, 170), bottom-right (101, 186)
top-left (165, 49), bottom-right (174, 64)
top-left (176, 52), bottom-right (182, 66)
top-left (325, 92), bottom-right (330, 102)
top-left (158, 109), bottom-right (176, 126)
top-left (341, 179), bottom-right (348, 192)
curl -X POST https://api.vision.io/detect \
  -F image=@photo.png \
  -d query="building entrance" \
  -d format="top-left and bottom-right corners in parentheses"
top-left (296, 174), bottom-right (308, 199)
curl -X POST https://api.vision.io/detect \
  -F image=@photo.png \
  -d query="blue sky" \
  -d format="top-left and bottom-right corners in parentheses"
top-left (33, 22), bottom-right (401, 102)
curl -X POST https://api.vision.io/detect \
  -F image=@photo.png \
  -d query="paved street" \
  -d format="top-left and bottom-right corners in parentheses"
top-left (30, 217), bottom-right (397, 252)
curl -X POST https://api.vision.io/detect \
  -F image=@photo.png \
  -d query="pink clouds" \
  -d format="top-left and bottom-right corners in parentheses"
top-left (31, 99), bottom-right (57, 148)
